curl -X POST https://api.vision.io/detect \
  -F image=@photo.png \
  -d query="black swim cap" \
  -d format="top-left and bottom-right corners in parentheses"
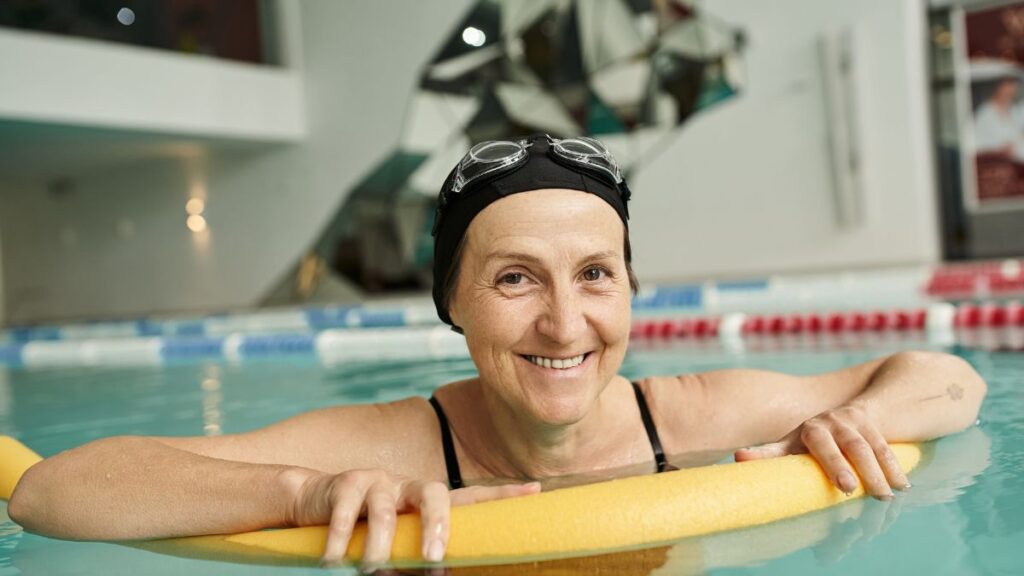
top-left (431, 134), bottom-right (631, 332)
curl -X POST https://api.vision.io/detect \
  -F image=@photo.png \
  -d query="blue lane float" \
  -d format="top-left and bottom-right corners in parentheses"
top-left (0, 327), bottom-right (473, 369)
top-left (236, 334), bottom-right (317, 358)
top-left (160, 337), bottom-right (229, 362)
top-left (1, 303), bottom-right (444, 344)
top-left (0, 343), bottom-right (24, 368)
top-left (633, 284), bottom-right (704, 310)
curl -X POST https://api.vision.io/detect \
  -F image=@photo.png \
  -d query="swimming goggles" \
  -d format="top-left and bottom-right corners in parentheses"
top-left (436, 135), bottom-right (630, 219)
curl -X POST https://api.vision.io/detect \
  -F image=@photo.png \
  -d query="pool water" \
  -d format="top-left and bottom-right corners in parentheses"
top-left (0, 342), bottom-right (1021, 575)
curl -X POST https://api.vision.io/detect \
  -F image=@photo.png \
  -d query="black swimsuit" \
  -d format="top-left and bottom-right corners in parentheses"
top-left (428, 381), bottom-right (669, 489)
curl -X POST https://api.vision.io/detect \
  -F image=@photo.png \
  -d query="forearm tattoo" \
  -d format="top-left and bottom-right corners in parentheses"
top-left (921, 383), bottom-right (964, 402)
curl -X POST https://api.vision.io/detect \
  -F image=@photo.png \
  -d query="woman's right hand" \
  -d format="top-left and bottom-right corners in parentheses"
top-left (286, 469), bottom-right (540, 569)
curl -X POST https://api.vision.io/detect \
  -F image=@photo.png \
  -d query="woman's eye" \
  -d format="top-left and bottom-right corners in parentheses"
top-left (583, 267), bottom-right (605, 281)
top-left (499, 272), bottom-right (524, 285)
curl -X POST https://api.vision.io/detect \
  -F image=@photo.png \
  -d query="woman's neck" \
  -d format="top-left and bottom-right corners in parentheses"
top-left (451, 377), bottom-right (640, 480)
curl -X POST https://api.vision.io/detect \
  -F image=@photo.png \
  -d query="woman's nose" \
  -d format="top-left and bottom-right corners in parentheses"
top-left (536, 286), bottom-right (586, 344)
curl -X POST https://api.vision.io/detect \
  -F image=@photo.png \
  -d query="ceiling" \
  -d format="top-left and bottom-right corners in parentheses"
top-left (0, 119), bottom-right (280, 183)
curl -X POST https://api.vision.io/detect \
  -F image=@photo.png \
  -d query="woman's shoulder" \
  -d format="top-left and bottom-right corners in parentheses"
top-left (163, 395), bottom-right (449, 480)
top-left (289, 395), bottom-right (438, 435)
top-left (312, 396), bottom-right (451, 479)
top-left (632, 374), bottom-right (721, 455)
top-left (632, 373), bottom-right (706, 409)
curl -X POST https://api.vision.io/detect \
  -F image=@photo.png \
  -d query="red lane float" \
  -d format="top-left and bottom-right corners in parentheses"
top-left (925, 259), bottom-right (1024, 298)
top-left (631, 301), bottom-right (1023, 340)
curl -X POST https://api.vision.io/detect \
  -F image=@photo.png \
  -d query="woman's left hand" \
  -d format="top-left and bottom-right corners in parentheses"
top-left (733, 403), bottom-right (911, 499)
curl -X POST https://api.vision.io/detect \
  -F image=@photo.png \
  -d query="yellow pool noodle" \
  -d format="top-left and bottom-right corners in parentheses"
top-left (0, 436), bottom-right (42, 502)
top-left (0, 435), bottom-right (920, 567)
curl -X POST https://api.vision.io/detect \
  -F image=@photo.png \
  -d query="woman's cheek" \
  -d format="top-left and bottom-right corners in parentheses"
top-left (593, 292), bottom-right (631, 338)
top-left (478, 293), bottom-right (534, 338)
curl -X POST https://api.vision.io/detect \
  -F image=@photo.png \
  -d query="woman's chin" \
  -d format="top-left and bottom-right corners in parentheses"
top-left (482, 351), bottom-right (614, 425)
top-left (522, 390), bottom-right (595, 426)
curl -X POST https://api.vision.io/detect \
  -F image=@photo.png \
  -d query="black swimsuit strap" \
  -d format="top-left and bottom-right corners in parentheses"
top-left (428, 396), bottom-right (464, 489)
top-left (431, 383), bottom-right (667, 488)
top-left (631, 381), bottom-right (669, 473)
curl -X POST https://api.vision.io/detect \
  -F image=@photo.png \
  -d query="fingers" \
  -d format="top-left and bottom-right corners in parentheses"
top-left (405, 481), bottom-right (450, 563)
top-left (833, 426), bottom-right (893, 499)
top-left (734, 430), bottom-right (805, 461)
top-left (450, 481), bottom-right (541, 506)
top-left (860, 425), bottom-right (911, 491)
top-left (734, 442), bottom-right (786, 461)
top-left (321, 475), bottom-right (372, 566)
top-left (801, 424), bottom-right (860, 494)
top-left (735, 425), bottom-right (810, 462)
top-left (405, 481), bottom-right (540, 564)
top-left (361, 480), bottom-right (400, 570)
top-left (793, 405), bottom-right (912, 500)
top-left (319, 475), bottom-right (537, 569)
top-left (313, 475), bottom-right (541, 570)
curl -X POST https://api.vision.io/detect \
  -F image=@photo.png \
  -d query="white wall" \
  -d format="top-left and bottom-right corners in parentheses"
top-left (631, 0), bottom-right (939, 283)
top-left (0, 0), bottom-right (940, 323)
top-left (0, 0), bottom-right (471, 324)
top-left (0, 28), bottom-right (305, 141)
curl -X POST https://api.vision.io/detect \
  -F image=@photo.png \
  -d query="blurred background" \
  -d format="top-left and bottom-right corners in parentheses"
top-left (0, 0), bottom-right (1021, 327)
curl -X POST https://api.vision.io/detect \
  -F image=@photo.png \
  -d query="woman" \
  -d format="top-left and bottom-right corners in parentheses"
top-left (973, 75), bottom-right (1024, 160)
top-left (8, 135), bottom-right (987, 571)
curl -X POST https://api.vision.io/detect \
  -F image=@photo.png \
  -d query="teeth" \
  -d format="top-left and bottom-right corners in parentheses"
top-left (526, 354), bottom-right (586, 370)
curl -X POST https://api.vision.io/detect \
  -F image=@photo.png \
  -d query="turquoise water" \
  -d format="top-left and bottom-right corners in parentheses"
top-left (0, 342), bottom-right (1021, 575)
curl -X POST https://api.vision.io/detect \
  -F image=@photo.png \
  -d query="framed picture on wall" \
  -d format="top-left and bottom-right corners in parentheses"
top-left (956, 1), bottom-right (1024, 212)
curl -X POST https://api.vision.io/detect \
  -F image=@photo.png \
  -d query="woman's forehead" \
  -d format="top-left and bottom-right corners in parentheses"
top-left (465, 189), bottom-right (624, 254)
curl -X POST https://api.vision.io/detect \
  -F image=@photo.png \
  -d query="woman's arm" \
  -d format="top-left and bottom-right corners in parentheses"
top-left (7, 393), bottom-right (538, 567)
top-left (7, 398), bottom-right (440, 540)
top-left (655, 351), bottom-right (987, 497)
top-left (715, 351), bottom-right (984, 445)
top-left (8, 435), bottom-right (300, 540)
top-left (825, 350), bottom-right (987, 441)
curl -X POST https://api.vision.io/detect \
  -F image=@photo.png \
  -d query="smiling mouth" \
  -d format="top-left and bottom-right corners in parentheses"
top-left (521, 352), bottom-right (591, 370)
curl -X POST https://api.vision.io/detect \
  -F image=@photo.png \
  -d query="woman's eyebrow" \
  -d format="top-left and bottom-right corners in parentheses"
top-left (485, 250), bottom-right (619, 266)
top-left (485, 251), bottom-right (544, 265)
top-left (577, 250), bottom-right (619, 264)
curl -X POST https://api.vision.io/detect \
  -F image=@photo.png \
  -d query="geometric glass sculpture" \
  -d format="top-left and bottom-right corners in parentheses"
top-left (310, 0), bottom-right (744, 294)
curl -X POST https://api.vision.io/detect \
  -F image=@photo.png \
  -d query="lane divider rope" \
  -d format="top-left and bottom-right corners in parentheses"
top-left (630, 301), bottom-right (1024, 340)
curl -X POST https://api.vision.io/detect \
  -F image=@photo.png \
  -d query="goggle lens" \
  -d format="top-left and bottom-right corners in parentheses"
top-left (451, 140), bottom-right (528, 195)
top-left (551, 137), bottom-right (623, 184)
top-left (470, 140), bottom-right (523, 162)
top-left (557, 138), bottom-right (603, 156)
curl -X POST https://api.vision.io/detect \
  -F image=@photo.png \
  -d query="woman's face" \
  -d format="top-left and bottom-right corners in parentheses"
top-left (449, 189), bottom-right (633, 426)
top-left (994, 79), bottom-right (1020, 107)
